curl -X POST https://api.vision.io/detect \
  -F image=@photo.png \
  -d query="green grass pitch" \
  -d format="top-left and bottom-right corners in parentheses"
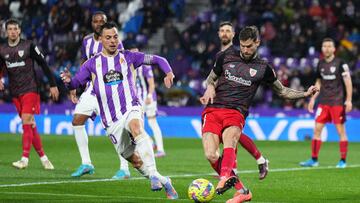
top-left (0, 133), bottom-right (359, 202)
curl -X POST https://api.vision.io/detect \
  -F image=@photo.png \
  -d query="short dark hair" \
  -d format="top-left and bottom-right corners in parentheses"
top-left (99, 22), bottom-right (117, 35)
top-left (5, 18), bottom-right (21, 29)
top-left (322, 38), bottom-right (335, 46)
top-left (92, 11), bottom-right (107, 20)
top-left (219, 21), bottom-right (233, 28)
top-left (239, 26), bottom-right (259, 41)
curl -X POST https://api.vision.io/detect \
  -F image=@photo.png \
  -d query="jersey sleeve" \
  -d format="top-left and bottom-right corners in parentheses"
top-left (213, 52), bottom-right (225, 76)
top-left (339, 61), bottom-right (350, 77)
top-left (30, 42), bottom-right (57, 87)
top-left (125, 50), bottom-right (145, 68)
top-left (143, 65), bottom-right (154, 79)
top-left (263, 64), bottom-right (277, 84)
top-left (69, 59), bottom-right (92, 89)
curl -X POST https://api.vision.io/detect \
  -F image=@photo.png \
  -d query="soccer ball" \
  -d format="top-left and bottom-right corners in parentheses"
top-left (188, 178), bottom-right (215, 202)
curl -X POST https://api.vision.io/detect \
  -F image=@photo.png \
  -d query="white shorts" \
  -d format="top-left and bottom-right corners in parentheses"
top-left (144, 100), bottom-right (157, 117)
top-left (74, 88), bottom-right (99, 118)
top-left (106, 106), bottom-right (143, 159)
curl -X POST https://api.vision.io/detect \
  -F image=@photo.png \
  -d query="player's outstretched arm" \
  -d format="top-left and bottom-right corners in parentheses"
top-left (271, 80), bottom-right (319, 100)
top-left (0, 78), bottom-right (4, 91)
top-left (60, 65), bottom-right (91, 90)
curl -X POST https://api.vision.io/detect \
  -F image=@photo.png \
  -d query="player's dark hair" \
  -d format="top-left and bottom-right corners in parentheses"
top-left (239, 26), bottom-right (259, 41)
top-left (219, 21), bottom-right (233, 28)
top-left (92, 11), bottom-right (107, 21)
top-left (99, 22), bottom-right (117, 35)
top-left (5, 18), bottom-right (21, 29)
top-left (322, 38), bottom-right (335, 46)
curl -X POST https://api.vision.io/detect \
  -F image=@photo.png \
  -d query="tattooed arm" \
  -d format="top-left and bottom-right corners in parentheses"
top-left (271, 80), bottom-right (318, 99)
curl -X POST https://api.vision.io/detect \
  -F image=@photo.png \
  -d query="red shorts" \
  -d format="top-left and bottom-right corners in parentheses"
top-left (315, 104), bottom-right (345, 124)
top-left (12, 92), bottom-right (40, 116)
top-left (201, 107), bottom-right (245, 140)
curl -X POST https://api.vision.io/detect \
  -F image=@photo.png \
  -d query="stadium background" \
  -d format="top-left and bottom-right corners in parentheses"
top-left (0, 0), bottom-right (359, 141)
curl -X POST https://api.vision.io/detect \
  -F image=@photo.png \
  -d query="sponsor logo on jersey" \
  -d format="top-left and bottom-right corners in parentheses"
top-left (4, 54), bottom-right (9, 59)
top-left (18, 50), bottom-right (24, 57)
top-left (225, 69), bottom-right (251, 86)
top-left (321, 73), bottom-right (336, 80)
top-left (5, 61), bottom-right (26, 68)
top-left (103, 70), bottom-right (123, 85)
top-left (229, 64), bottom-right (235, 68)
top-left (249, 68), bottom-right (257, 77)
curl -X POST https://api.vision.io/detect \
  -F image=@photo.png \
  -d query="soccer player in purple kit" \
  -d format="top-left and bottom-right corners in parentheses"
top-left (0, 19), bottom-right (59, 170)
top-left (300, 38), bottom-right (353, 168)
top-left (70, 11), bottom-right (131, 179)
top-left (130, 46), bottom-right (166, 158)
top-left (200, 26), bottom-right (318, 202)
top-left (61, 22), bottom-right (178, 199)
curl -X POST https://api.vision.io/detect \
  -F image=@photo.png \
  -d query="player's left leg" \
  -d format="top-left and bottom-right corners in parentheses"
top-left (239, 133), bottom-right (268, 180)
top-left (31, 117), bottom-right (54, 170)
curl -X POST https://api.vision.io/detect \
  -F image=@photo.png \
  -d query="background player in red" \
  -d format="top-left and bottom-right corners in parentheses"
top-left (300, 38), bottom-right (353, 168)
top-left (200, 26), bottom-right (318, 203)
top-left (0, 19), bottom-right (59, 170)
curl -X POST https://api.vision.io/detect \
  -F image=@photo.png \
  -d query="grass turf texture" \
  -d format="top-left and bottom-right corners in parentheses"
top-left (0, 133), bottom-right (359, 202)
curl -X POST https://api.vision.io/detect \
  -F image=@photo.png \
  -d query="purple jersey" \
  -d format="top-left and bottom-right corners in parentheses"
top-left (316, 57), bottom-right (349, 106)
top-left (81, 33), bottom-right (124, 61)
top-left (69, 50), bottom-right (159, 127)
top-left (136, 65), bottom-right (157, 103)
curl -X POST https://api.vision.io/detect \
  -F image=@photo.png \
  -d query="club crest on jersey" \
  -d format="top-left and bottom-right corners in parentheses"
top-left (330, 66), bottom-right (336, 73)
top-left (18, 50), bottom-right (24, 57)
top-left (120, 57), bottom-right (125, 64)
top-left (4, 54), bottom-right (9, 59)
top-left (249, 68), bottom-right (257, 77)
top-left (103, 70), bottom-right (123, 86)
top-left (229, 64), bottom-right (235, 68)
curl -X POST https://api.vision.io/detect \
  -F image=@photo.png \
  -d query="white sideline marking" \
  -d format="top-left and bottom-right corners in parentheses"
top-left (0, 164), bottom-right (359, 188)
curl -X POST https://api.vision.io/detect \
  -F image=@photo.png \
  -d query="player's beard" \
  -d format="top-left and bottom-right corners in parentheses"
top-left (221, 38), bottom-right (231, 46)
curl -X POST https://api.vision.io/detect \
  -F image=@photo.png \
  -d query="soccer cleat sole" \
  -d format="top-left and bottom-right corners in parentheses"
top-left (216, 176), bottom-right (238, 195)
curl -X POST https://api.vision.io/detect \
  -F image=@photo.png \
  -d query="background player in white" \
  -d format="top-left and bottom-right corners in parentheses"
top-left (130, 46), bottom-right (166, 157)
top-left (61, 22), bottom-right (178, 199)
top-left (70, 11), bottom-right (130, 179)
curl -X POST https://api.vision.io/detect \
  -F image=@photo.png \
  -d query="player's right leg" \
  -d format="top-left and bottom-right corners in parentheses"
top-left (300, 122), bottom-right (325, 167)
top-left (126, 109), bottom-right (178, 199)
top-left (300, 105), bottom-right (329, 167)
top-left (335, 123), bottom-right (348, 168)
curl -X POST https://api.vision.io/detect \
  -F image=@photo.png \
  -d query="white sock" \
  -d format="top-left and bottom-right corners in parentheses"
top-left (40, 155), bottom-right (48, 162)
top-left (73, 125), bottom-right (92, 165)
top-left (256, 156), bottom-right (266, 165)
top-left (148, 118), bottom-right (164, 152)
top-left (21, 157), bottom-right (29, 163)
top-left (134, 133), bottom-right (167, 184)
top-left (119, 154), bottom-right (129, 171)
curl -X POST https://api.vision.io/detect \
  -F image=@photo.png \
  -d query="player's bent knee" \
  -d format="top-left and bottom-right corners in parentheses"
top-left (205, 152), bottom-right (219, 163)
top-left (129, 153), bottom-right (143, 168)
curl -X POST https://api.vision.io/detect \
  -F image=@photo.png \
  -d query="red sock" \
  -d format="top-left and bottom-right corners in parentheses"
top-left (233, 148), bottom-right (238, 170)
top-left (220, 148), bottom-right (236, 177)
top-left (311, 139), bottom-right (322, 159)
top-left (239, 133), bottom-right (261, 160)
top-left (339, 141), bottom-right (348, 160)
top-left (32, 126), bottom-right (45, 157)
top-left (22, 124), bottom-right (34, 158)
top-left (210, 157), bottom-right (221, 175)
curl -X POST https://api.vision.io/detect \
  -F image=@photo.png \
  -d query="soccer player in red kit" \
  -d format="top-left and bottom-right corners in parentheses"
top-left (215, 21), bottom-right (269, 180)
top-left (200, 26), bottom-right (318, 202)
top-left (0, 19), bottom-right (59, 170)
top-left (300, 38), bottom-right (353, 168)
